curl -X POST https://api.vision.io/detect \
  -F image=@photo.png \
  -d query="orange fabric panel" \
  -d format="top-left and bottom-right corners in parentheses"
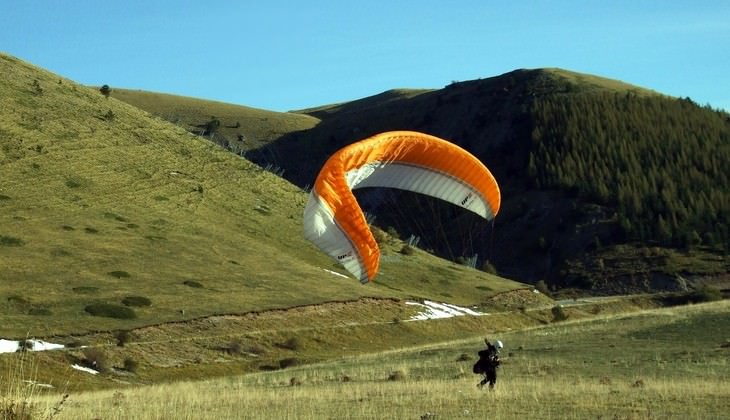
top-left (312, 131), bottom-right (501, 282)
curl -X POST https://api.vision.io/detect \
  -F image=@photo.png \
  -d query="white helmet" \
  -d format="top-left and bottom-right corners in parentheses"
top-left (495, 340), bottom-right (503, 350)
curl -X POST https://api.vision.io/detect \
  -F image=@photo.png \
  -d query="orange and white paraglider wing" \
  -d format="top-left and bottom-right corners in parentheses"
top-left (303, 131), bottom-right (500, 283)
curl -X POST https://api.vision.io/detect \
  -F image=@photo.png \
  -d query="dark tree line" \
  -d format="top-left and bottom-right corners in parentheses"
top-left (528, 92), bottom-right (729, 251)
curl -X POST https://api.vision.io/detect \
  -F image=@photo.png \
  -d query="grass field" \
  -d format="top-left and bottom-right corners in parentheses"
top-left (0, 53), bottom-right (525, 338)
top-left (5, 299), bottom-right (727, 419)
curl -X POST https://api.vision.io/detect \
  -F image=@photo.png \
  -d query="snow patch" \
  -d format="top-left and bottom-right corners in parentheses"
top-left (71, 364), bottom-right (99, 375)
top-left (0, 338), bottom-right (65, 353)
top-left (406, 300), bottom-right (485, 320)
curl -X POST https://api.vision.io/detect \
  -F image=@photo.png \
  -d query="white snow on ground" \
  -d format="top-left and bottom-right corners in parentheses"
top-left (0, 339), bottom-right (20, 353)
top-left (0, 339), bottom-right (65, 353)
top-left (406, 300), bottom-right (486, 320)
top-left (30, 340), bottom-right (65, 351)
top-left (71, 364), bottom-right (99, 375)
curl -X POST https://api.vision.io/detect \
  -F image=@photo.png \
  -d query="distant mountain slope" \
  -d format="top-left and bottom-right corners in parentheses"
top-left (246, 68), bottom-right (730, 294)
top-left (0, 54), bottom-right (525, 337)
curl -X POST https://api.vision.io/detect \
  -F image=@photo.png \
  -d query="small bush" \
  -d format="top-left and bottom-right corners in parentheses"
top-left (121, 296), bottom-right (151, 307)
top-left (482, 261), bottom-right (497, 274)
top-left (371, 227), bottom-right (387, 245)
top-left (65, 177), bottom-right (83, 188)
top-left (388, 370), bottom-right (406, 381)
top-left (688, 286), bottom-right (722, 303)
top-left (552, 305), bottom-right (568, 322)
top-left (278, 337), bottom-right (301, 351)
top-left (123, 358), bottom-right (138, 373)
top-left (17, 340), bottom-right (34, 352)
top-left (85, 303), bottom-right (137, 319)
top-left (386, 226), bottom-right (399, 238)
top-left (660, 286), bottom-right (723, 305)
top-left (0, 235), bottom-right (24, 247)
top-left (224, 341), bottom-right (243, 355)
top-left (107, 270), bottom-right (130, 278)
top-left (28, 307), bottom-right (52, 316)
top-left (400, 244), bottom-right (415, 255)
top-left (183, 280), bottom-right (203, 288)
top-left (279, 358), bottom-right (299, 369)
top-left (535, 280), bottom-right (550, 294)
top-left (116, 330), bottom-right (132, 347)
top-left (456, 353), bottom-right (471, 362)
top-left (72, 286), bottom-right (99, 294)
top-left (82, 348), bottom-right (109, 373)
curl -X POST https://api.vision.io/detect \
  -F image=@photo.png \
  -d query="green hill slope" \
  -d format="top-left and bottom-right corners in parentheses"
top-left (110, 88), bottom-right (320, 157)
top-left (0, 54), bottom-right (526, 338)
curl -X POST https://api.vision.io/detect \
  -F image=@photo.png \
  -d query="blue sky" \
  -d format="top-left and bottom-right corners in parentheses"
top-left (3, 1), bottom-right (729, 112)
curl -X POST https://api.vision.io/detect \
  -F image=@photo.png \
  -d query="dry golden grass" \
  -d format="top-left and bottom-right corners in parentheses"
top-left (22, 300), bottom-right (730, 419)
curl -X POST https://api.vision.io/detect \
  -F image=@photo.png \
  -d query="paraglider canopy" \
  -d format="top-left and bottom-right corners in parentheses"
top-left (303, 131), bottom-right (500, 283)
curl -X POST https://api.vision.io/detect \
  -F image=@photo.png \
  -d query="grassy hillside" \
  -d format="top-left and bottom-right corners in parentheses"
top-left (0, 54), bottom-right (526, 338)
top-left (12, 299), bottom-right (729, 419)
top-left (110, 88), bottom-right (320, 159)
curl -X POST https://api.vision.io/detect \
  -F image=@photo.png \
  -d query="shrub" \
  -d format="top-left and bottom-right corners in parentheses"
top-left (482, 261), bottom-right (497, 274)
top-left (123, 358), bottom-right (138, 373)
top-left (278, 337), bottom-right (301, 351)
top-left (456, 353), bottom-right (471, 362)
top-left (82, 348), bottom-right (109, 373)
top-left (552, 305), bottom-right (568, 322)
top-left (116, 330), bottom-right (132, 347)
top-left (0, 235), bottom-right (24, 247)
top-left (17, 340), bottom-right (34, 352)
top-left (65, 177), bottom-right (83, 188)
top-left (279, 358), bottom-right (299, 369)
top-left (535, 280), bottom-right (550, 294)
top-left (183, 280), bottom-right (203, 288)
top-left (121, 296), bottom-right (151, 307)
top-left (386, 226), bottom-right (399, 238)
top-left (400, 244), bottom-right (415, 255)
top-left (371, 227), bottom-right (387, 245)
top-left (224, 341), bottom-right (243, 355)
top-left (72, 286), bottom-right (99, 294)
top-left (688, 286), bottom-right (722, 303)
top-left (85, 303), bottom-right (137, 319)
top-left (660, 286), bottom-right (723, 305)
top-left (28, 307), bottom-right (52, 316)
top-left (107, 270), bottom-right (130, 278)
top-left (388, 370), bottom-right (407, 381)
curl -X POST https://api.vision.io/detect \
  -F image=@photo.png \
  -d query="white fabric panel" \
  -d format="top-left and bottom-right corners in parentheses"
top-left (303, 192), bottom-right (366, 282)
top-left (346, 162), bottom-right (493, 220)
